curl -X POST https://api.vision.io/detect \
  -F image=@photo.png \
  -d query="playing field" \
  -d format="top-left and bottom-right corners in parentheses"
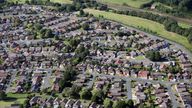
top-left (84, 9), bottom-right (192, 52)
top-left (99, 0), bottom-right (152, 8)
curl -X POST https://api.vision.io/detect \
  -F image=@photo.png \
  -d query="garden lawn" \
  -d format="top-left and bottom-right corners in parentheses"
top-left (0, 93), bottom-right (28, 107)
top-left (99, 0), bottom-right (152, 8)
top-left (135, 56), bottom-right (145, 60)
top-left (84, 9), bottom-right (192, 52)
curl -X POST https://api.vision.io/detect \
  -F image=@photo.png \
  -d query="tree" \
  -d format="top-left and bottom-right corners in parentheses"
top-left (0, 58), bottom-right (3, 65)
top-left (80, 88), bottom-right (92, 100)
top-left (127, 99), bottom-right (134, 108)
top-left (23, 99), bottom-right (30, 108)
top-left (13, 18), bottom-right (21, 27)
top-left (82, 23), bottom-right (89, 30)
top-left (79, 9), bottom-right (85, 16)
top-left (104, 98), bottom-right (113, 108)
top-left (0, 91), bottom-right (6, 100)
top-left (91, 89), bottom-right (104, 103)
top-left (59, 79), bottom-right (67, 91)
top-left (68, 86), bottom-right (81, 99)
top-left (112, 100), bottom-right (126, 108)
top-left (44, 29), bottom-right (54, 38)
top-left (34, 23), bottom-right (42, 31)
top-left (25, 0), bottom-right (30, 4)
top-left (154, 51), bottom-right (161, 61)
top-left (146, 51), bottom-right (161, 61)
top-left (188, 33), bottom-right (192, 43)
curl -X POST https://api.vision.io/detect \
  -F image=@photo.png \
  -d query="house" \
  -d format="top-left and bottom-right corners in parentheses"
top-left (60, 98), bottom-right (68, 107)
top-left (138, 71), bottom-right (149, 79)
top-left (46, 97), bottom-right (54, 107)
top-left (73, 100), bottom-right (82, 108)
top-left (30, 96), bottom-right (41, 106)
top-left (65, 100), bottom-right (75, 108)
top-left (89, 102), bottom-right (98, 108)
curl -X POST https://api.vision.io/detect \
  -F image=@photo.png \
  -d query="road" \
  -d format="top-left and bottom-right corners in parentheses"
top-left (123, 26), bottom-right (192, 61)
top-left (90, 72), bottom-right (191, 108)
top-left (6, 69), bottom-right (17, 93)
top-left (166, 84), bottom-right (179, 108)
top-left (126, 79), bottom-right (132, 99)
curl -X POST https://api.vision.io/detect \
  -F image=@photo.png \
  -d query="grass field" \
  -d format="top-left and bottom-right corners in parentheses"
top-left (84, 9), bottom-right (192, 52)
top-left (179, 23), bottom-right (192, 28)
top-left (99, 0), bottom-right (152, 8)
top-left (0, 93), bottom-right (28, 107)
top-left (50, 0), bottom-right (72, 4)
top-left (9, 0), bottom-right (72, 4)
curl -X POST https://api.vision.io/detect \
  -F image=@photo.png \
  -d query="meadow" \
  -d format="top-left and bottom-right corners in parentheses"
top-left (84, 8), bottom-right (192, 52)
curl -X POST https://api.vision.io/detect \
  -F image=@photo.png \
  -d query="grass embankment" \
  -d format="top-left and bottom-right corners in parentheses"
top-left (84, 9), bottom-right (192, 52)
top-left (99, 0), bottom-right (152, 8)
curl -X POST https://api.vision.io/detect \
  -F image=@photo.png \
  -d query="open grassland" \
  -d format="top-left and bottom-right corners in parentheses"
top-left (99, 0), bottom-right (152, 8)
top-left (84, 9), bottom-right (192, 52)
top-left (9, 0), bottom-right (72, 4)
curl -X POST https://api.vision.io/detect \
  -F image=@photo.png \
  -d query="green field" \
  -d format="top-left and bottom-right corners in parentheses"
top-left (179, 23), bottom-right (192, 28)
top-left (99, 0), bottom-right (152, 8)
top-left (0, 93), bottom-right (28, 107)
top-left (9, 0), bottom-right (72, 4)
top-left (50, 0), bottom-right (72, 4)
top-left (84, 9), bottom-right (192, 52)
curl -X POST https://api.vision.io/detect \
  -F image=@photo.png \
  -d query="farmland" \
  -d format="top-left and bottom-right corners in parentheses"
top-left (84, 8), bottom-right (192, 52)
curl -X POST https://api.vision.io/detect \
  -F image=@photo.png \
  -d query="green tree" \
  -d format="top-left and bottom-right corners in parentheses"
top-left (23, 99), bottom-right (30, 108)
top-left (44, 29), bottom-right (54, 38)
top-left (91, 89), bottom-right (104, 103)
top-left (82, 23), bottom-right (89, 30)
top-left (104, 98), bottom-right (113, 108)
top-left (68, 86), bottom-right (81, 99)
top-left (146, 51), bottom-right (161, 61)
top-left (59, 79), bottom-right (67, 91)
top-left (0, 58), bottom-right (3, 65)
top-left (0, 91), bottom-right (6, 100)
top-left (127, 99), bottom-right (134, 107)
top-left (154, 51), bottom-right (161, 61)
top-left (79, 9), bottom-right (85, 16)
top-left (112, 100), bottom-right (126, 108)
top-left (80, 88), bottom-right (92, 100)
top-left (188, 33), bottom-right (192, 43)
